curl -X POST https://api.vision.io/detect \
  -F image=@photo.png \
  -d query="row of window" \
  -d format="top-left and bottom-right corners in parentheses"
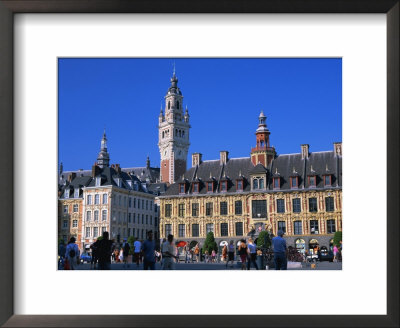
top-left (179, 174), bottom-right (334, 194)
top-left (63, 204), bottom-right (79, 214)
top-left (85, 193), bottom-right (157, 213)
top-left (62, 219), bottom-right (78, 229)
top-left (84, 226), bottom-right (158, 240)
top-left (86, 194), bottom-right (108, 205)
top-left (278, 219), bottom-right (337, 235)
top-left (164, 197), bottom-right (336, 218)
top-left (86, 210), bottom-right (108, 221)
top-left (165, 222), bottom-right (244, 238)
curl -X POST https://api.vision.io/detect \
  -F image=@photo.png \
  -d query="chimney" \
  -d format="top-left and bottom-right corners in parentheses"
top-left (68, 172), bottom-right (76, 182)
top-left (334, 142), bottom-right (342, 157)
top-left (301, 144), bottom-right (309, 159)
top-left (220, 151), bottom-right (229, 165)
top-left (191, 153), bottom-right (203, 167)
top-left (91, 165), bottom-right (100, 178)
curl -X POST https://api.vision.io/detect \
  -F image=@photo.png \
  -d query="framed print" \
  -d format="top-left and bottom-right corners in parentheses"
top-left (0, 1), bottom-right (398, 327)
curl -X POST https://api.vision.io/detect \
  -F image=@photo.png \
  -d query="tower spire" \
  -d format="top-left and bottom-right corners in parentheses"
top-left (250, 111), bottom-right (275, 166)
top-left (97, 130), bottom-right (110, 168)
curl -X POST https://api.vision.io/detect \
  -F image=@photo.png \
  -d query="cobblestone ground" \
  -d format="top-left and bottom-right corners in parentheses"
top-left (73, 261), bottom-right (342, 270)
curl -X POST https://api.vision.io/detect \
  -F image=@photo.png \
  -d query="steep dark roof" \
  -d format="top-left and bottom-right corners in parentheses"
top-left (163, 151), bottom-right (342, 197)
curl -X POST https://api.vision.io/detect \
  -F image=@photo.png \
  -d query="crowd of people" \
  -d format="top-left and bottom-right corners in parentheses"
top-left (58, 229), bottom-right (341, 270)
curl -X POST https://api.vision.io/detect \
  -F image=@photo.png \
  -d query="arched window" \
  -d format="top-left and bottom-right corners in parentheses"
top-left (259, 178), bottom-right (264, 189)
top-left (177, 101), bottom-right (180, 109)
top-left (168, 101), bottom-right (170, 109)
top-left (253, 179), bottom-right (258, 189)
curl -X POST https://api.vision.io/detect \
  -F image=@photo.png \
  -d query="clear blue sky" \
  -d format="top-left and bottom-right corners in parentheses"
top-left (58, 58), bottom-right (342, 171)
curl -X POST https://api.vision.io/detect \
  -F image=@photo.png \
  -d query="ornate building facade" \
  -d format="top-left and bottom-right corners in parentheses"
top-left (159, 112), bottom-right (342, 252)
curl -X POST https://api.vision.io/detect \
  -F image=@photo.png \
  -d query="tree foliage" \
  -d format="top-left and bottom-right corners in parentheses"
top-left (202, 232), bottom-right (218, 254)
top-left (333, 231), bottom-right (342, 247)
top-left (257, 231), bottom-right (271, 249)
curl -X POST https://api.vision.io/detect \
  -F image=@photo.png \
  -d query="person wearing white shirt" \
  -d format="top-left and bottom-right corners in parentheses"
top-left (162, 234), bottom-right (177, 270)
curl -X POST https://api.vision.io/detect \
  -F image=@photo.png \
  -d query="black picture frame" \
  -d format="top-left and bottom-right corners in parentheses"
top-left (0, 1), bottom-right (398, 327)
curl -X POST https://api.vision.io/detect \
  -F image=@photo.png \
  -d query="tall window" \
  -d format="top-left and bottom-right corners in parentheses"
top-left (64, 190), bottom-right (69, 198)
top-left (179, 184), bottom-right (185, 194)
top-left (133, 213), bottom-right (136, 223)
top-left (118, 195), bottom-right (121, 206)
top-left (74, 189), bottom-right (79, 198)
top-left (277, 221), bottom-right (286, 233)
top-left (165, 224), bottom-right (172, 236)
top-left (294, 221), bottom-right (302, 235)
top-left (142, 214), bottom-right (144, 224)
top-left (290, 177), bottom-right (298, 188)
top-left (207, 182), bottom-right (213, 192)
top-left (325, 197), bottom-right (334, 212)
top-left (146, 215), bottom-right (148, 225)
top-left (85, 227), bottom-right (91, 238)
top-left (86, 211), bottom-right (91, 221)
top-left (93, 227), bottom-right (98, 238)
top-left (101, 194), bottom-right (107, 205)
top-left (129, 197), bottom-right (132, 208)
top-left (309, 176), bottom-right (316, 187)
top-left (206, 202), bottom-right (213, 216)
top-left (206, 223), bottom-right (214, 234)
top-left (310, 220), bottom-right (319, 234)
top-left (87, 195), bottom-right (92, 205)
top-left (292, 198), bottom-right (301, 213)
top-left (72, 220), bottom-right (78, 228)
top-left (259, 178), bottom-right (264, 189)
top-left (63, 205), bottom-right (68, 214)
top-left (276, 199), bottom-right (285, 213)
top-left (324, 175), bottom-right (331, 186)
top-left (273, 178), bottom-right (280, 189)
top-left (94, 210), bottom-right (99, 221)
top-left (235, 200), bottom-right (242, 215)
top-left (309, 198), bottom-right (318, 212)
top-left (193, 183), bottom-right (199, 193)
top-left (128, 213), bottom-right (131, 223)
top-left (178, 224), bottom-right (185, 237)
top-left (146, 200), bottom-right (148, 210)
top-left (63, 220), bottom-right (68, 228)
top-left (253, 179), bottom-right (258, 189)
top-left (220, 181), bottom-right (227, 192)
top-left (178, 204), bottom-right (185, 217)
top-left (142, 199), bottom-right (144, 209)
top-left (252, 200), bottom-right (267, 218)
top-left (192, 224), bottom-right (199, 237)
top-left (327, 219), bottom-right (336, 233)
top-left (165, 204), bottom-right (172, 217)
top-left (220, 223), bottom-right (228, 236)
top-left (220, 201), bottom-right (228, 215)
top-left (192, 203), bottom-right (199, 217)
top-left (237, 180), bottom-right (243, 191)
top-left (134, 198), bottom-right (136, 208)
top-left (102, 210), bottom-right (107, 221)
top-left (235, 222), bottom-right (243, 236)
top-left (95, 194), bottom-right (100, 204)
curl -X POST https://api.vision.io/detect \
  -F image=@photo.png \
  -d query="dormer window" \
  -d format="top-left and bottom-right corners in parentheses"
top-left (324, 175), bottom-right (331, 187)
top-left (290, 177), bottom-right (298, 189)
top-left (95, 177), bottom-right (101, 187)
top-left (252, 177), bottom-right (265, 190)
top-left (179, 183), bottom-right (185, 194)
top-left (127, 180), bottom-right (132, 188)
top-left (309, 175), bottom-right (316, 188)
top-left (273, 177), bottom-right (280, 190)
top-left (192, 183), bottom-right (199, 193)
top-left (64, 189), bottom-right (69, 199)
top-left (220, 181), bottom-right (227, 192)
top-left (236, 179), bottom-right (243, 191)
top-left (74, 188), bottom-right (79, 198)
top-left (207, 182), bottom-right (213, 192)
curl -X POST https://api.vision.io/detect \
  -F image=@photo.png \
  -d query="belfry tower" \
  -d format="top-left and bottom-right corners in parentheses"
top-left (158, 69), bottom-right (191, 184)
top-left (97, 129), bottom-right (110, 168)
top-left (250, 111), bottom-right (276, 166)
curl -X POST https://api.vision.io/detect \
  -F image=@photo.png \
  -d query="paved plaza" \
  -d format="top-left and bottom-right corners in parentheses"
top-left (74, 261), bottom-right (342, 270)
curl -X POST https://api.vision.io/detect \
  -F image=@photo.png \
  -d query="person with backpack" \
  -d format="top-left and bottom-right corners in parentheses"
top-left (122, 239), bottom-right (131, 268)
top-left (65, 237), bottom-right (80, 270)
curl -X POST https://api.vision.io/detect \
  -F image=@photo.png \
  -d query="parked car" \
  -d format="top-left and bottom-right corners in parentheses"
top-left (319, 250), bottom-right (334, 262)
top-left (80, 252), bottom-right (92, 263)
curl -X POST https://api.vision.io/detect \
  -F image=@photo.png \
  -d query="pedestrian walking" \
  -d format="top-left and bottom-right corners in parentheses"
top-left (247, 238), bottom-right (259, 270)
top-left (238, 239), bottom-right (248, 270)
top-left (333, 244), bottom-right (339, 262)
top-left (162, 234), bottom-right (178, 270)
top-left (272, 230), bottom-right (287, 270)
top-left (222, 245), bottom-right (228, 267)
top-left (226, 240), bottom-right (235, 268)
top-left (211, 249), bottom-right (216, 263)
top-left (142, 230), bottom-right (156, 270)
top-left (90, 239), bottom-right (99, 270)
top-left (58, 240), bottom-right (66, 270)
top-left (194, 244), bottom-right (200, 263)
top-left (97, 231), bottom-right (114, 270)
top-left (133, 238), bottom-right (141, 267)
top-left (122, 239), bottom-right (131, 268)
top-left (65, 237), bottom-right (80, 270)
